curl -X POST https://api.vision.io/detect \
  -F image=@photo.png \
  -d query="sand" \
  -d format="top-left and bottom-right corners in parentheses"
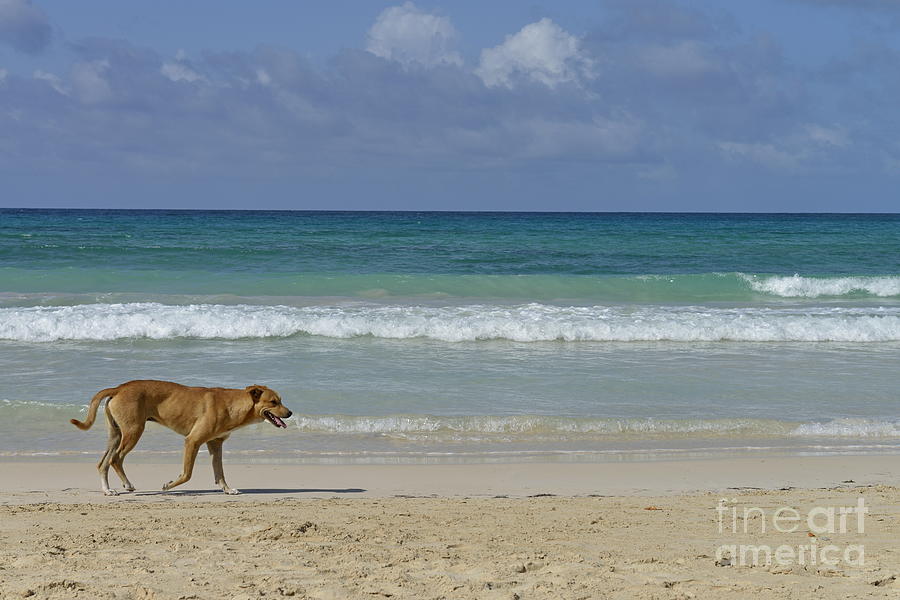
top-left (1, 457), bottom-right (898, 599)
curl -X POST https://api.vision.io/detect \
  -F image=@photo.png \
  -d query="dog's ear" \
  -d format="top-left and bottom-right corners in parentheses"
top-left (246, 386), bottom-right (264, 402)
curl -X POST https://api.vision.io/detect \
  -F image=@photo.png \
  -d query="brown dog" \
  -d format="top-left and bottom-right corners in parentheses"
top-left (70, 380), bottom-right (292, 496)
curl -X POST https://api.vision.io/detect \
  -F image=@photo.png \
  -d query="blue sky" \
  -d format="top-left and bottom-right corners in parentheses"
top-left (1, 0), bottom-right (899, 211)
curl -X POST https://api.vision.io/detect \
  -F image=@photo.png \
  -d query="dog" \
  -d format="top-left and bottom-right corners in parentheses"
top-left (70, 380), bottom-right (292, 496)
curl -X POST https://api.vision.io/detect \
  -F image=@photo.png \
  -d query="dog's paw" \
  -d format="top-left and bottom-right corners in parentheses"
top-left (103, 489), bottom-right (119, 496)
top-left (124, 486), bottom-right (135, 492)
top-left (162, 482), bottom-right (172, 491)
top-left (224, 488), bottom-right (241, 495)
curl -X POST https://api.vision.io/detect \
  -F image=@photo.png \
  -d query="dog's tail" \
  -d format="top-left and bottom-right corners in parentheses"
top-left (70, 387), bottom-right (119, 431)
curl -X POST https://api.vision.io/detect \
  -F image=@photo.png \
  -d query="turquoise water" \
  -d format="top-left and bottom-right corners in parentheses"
top-left (1, 210), bottom-right (898, 462)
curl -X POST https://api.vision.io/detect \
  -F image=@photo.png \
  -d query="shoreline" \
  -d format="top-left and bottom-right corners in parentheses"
top-left (2, 454), bottom-right (897, 503)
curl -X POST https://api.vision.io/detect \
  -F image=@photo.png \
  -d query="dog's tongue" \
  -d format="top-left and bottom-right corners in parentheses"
top-left (272, 415), bottom-right (286, 428)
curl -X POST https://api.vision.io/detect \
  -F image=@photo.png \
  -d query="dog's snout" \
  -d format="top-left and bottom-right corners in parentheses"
top-left (285, 410), bottom-right (293, 418)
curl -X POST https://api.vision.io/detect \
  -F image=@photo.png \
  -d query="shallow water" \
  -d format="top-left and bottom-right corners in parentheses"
top-left (1, 210), bottom-right (897, 462)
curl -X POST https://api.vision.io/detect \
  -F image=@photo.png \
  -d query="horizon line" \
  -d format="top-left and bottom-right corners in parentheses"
top-left (2, 207), bottom-right (899, 216)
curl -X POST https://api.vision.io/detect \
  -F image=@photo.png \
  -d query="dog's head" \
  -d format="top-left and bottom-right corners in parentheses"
top-left (246, 385), bottom-right (292, 428)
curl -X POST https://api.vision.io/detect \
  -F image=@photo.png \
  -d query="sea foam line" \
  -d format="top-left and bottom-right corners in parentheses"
top-left (290, 415), bottom-right (900, 438)
top-left (1, 302), bottom-right (900, 342)
top-left (1, 402), bottom-right (897, 439)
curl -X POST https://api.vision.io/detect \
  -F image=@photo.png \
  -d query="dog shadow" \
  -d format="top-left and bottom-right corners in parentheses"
top-left (133, 487), bottom-right (366, 497)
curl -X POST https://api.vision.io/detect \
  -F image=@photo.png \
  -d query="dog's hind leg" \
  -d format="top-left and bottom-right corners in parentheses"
top-left (98, 407), bottom-right (122, 496)
top-left (105, 392), bottom-right (145, 494)
top-left (110, 422), bottom-right (143, 493)
top-left (207, 438), bottom-right (239, 495)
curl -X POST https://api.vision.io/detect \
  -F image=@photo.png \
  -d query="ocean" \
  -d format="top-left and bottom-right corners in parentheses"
top-left (1, 210), bottom-right (898, 463)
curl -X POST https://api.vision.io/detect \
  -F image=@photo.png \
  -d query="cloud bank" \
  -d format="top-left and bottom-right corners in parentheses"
top-left (0, 1), bottom-right (897, 209)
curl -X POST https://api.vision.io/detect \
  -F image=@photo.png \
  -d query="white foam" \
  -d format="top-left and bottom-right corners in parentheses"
top-left (744, 274), bottom-right (900, 298)
top-left (290, 415), bottom-right (793, 436)
top-left (296, 415), bottom-right (900, 438)
top-left (1, 302), bottom-right (900, 342)
top-left (790, 419), bottom-right (900, 437)
top-left (0, 398), bottom-right (85, 410)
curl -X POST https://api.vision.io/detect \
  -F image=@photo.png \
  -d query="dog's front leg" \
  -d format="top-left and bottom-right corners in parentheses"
top-left (162, 436), bottom-right (201, 492)
top-left (207, 438), bottom-right (239, 495)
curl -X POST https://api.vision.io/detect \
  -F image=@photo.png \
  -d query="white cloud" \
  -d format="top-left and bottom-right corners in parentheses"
top-left (71, 60), bottom-right (112, 104)
top-left (718, 124), bottom-right (850, 169)
top-left (33, 69), bottom-right (68, 95)
top-left (256, 69), bottom-right (271, 86)
top-left (366, 2), bottom-right (462, 68)
top-left (161, 61), bottom-right (203, 83)
top-left (805, 124), bottom-right (847, 147)
top-left (476, 18), bottom-right (593, 88)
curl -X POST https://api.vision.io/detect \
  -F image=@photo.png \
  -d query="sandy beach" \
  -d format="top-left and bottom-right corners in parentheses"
top-left (1, 457), bottom-right (898, 599)
top-left (5, 0), bottom-right (900, 595)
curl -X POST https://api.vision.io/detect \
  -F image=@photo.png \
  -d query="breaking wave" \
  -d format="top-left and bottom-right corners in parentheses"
top-left (742, 274), bottom-right (900, 298)
top-left (2, 302), bottom-right (900, 342)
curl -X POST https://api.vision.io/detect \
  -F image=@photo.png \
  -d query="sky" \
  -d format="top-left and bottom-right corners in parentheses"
top-left (1, 0), bottom-right (899, 211)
